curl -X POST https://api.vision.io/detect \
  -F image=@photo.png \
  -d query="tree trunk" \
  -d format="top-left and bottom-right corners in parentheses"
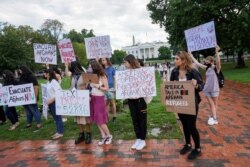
top-left (236, 50), bottom-right (246, 68)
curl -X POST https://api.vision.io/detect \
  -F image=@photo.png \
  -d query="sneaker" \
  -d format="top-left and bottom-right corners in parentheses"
top-left (180, 144), bottom-right (192, 155)
top-left (9, 125), bottom-right (17, 131)
top-left (36, 124), bottom-right (42, 129)
top-left (105, 135), bottom-right (113, 145)
top-left (75, 132), bottom-right (85, 145)
top-left (52, 133), bottom-right (63, 140)
top-left (131, 139), bottom-right (141, 149)
top-left (208, 118), bottom-right (218, 125)
top-left (187, 149), bottom-right (202, 160)
top-left (136, 140), bottom-right (146, 150)
top-left (25, 124), bottom-right (32, 128)
top-left (62, 118), bottom-right (67, 122)
top-left (98, 137), bottom-right (107, 146)
top-left (207, 117), bottom-right (213, 124)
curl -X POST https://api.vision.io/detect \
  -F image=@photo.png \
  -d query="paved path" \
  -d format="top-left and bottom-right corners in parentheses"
top-left (0, 80), bottom-right (249, 167)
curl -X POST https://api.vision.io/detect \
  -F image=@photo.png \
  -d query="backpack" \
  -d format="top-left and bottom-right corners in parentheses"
top-left (214, 67), bottom-right (224, 88)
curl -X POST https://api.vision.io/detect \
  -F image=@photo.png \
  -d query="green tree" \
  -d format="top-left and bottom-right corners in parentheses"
top-left (41, 19), bottom-right (64, 43)
top-left (147, 0), bottom-right (250, 67)
top-left (111, 50), bottom-right (127, 64)
top-left (158, 46), bottom-right (171, 60)
top-left (72, 42), bottom-right (87, 66)
top-left (63, 28), bottom-right (95, 43)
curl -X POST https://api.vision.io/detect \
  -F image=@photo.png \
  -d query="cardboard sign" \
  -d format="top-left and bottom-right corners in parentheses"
top-left (0, 86), bottom-right (9, 106)
top-left (115, 67), bottom-right (156, 99)
top-left (161, 81), bottom-right (196, 115)
top-left (82, 73), bottom-right (99, 84)
top-left (7, 83), bottom-right (36, 107)
top-left (34, 43), bottom-right (57, 65)
top-left (41, 84), bottom-right (48, 120)
top-left (58, 39), bottom-right (76, 63)
top-left (184, 21), bottom-right (217, 52)
top-left (84, 35), bottom-right (112, 59)
top-left (55, 89), bottom-right (90, 116)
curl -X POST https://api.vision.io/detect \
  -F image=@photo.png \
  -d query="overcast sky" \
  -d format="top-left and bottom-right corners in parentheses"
top-left (0, 0), bottom-right (168, 50)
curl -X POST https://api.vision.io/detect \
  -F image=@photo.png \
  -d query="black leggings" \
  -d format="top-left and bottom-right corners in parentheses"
top-left (0, 106), bottom-right (6, 122)
top-left (128, 98), bottom-right (147, 140)
top-left (178, 105), bottom-right (200, 149)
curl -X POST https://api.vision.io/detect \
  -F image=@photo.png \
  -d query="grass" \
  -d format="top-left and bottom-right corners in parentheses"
top-left (0, 73), bottom-right (182, 140)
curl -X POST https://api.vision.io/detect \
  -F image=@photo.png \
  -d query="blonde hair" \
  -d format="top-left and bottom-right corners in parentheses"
top-left (176, 51), bottom-right (194, 70)
top-left (205, 56), bottom-right (214, 63)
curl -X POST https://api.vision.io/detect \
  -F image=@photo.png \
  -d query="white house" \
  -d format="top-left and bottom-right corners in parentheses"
top-left (121, 38), bottom-right (169, 60)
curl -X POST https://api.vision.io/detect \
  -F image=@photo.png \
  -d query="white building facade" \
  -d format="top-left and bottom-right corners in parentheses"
top-left (121, 41), bottom-right (169, 60)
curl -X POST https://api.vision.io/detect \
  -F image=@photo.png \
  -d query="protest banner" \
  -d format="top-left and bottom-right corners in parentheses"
top-left (161, 81), bottom-right (195, 115)
top-left (34, 43), bottom-right (57, 65)
top-left (7, 83), bottom-right (36, 107)
top-left (82, 73), bottom-right (99, 84)
top-left (84, 35), bottom-right (112, 59)
top-left (115, 67), bottom-right (156, 99)
top-left (184, 21), bottom-right (217, 52)
top-left (41, 84), bottom-right (48, 120)
top-left (55, 89), bottom-right (90, 116)
top-left (58, 38), bottom-right (76, 63)
top-left (0, 86), bottom-right (9, 106)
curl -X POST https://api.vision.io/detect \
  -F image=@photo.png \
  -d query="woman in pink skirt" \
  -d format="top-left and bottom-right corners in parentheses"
top-left (89, 60), bottom-right (112, 145)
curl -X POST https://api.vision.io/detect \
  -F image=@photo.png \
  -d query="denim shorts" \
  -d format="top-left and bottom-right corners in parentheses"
top-left (203, 91), bottom-right (219, 97)
top-left (104, 91), bottom-right (115, 100)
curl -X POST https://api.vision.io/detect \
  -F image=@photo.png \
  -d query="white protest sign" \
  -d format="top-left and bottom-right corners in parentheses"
top-left (84, 35), bottom-right (112, 59)
top-left (34, 43), bottom-right (57, 65)
top-left (0, 86), bottom-right (9, 106)
top-left (58, 39), bottom-right (76, 63)
top-left (55, 89), bottom-right (90, 116)
top-left (185, 21), bottom-right (217, 52)
top-left (115, 67), bottom-right (156, 99)
top-left (7, 83), bottom-right (36, 107)
top-left (41, 84), bottom-right (48, 120)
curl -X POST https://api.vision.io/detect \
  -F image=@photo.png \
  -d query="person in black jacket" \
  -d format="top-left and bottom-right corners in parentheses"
top-left (170, 51), bottom-right (203, 160)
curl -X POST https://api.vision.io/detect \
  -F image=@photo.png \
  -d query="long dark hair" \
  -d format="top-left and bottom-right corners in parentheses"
top-left (44, 69), bottom-right (57, 82)
top-left (90, 60), bottom-right (106, 77)
top-left (123, 54), bottom-right (140, 69)
top-left (99, 58), bottom-right (112, 69)
top-left (19, 66), bottom-right (34, 81)
top-left (52, 66), bottom-right (61, 76)
top-left (2, 70), bottom-right (17, 85)
top-left (69, 61), bottom-right (84, 76)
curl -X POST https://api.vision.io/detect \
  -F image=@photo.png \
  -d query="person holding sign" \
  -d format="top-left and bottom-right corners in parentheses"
top-left (2, 70), bottom-right (19, 130)
top-left (123, 54), bottom-right (148, 150)
top-left (65, 61), bottom-right (92, 145)
top-left (170, 51), bottom-right (203, 160)
top-left (89, 60), bottom-right (112, 146)
top-left (99, 58), bottom-right (117, 122)
top-left (0, 83), bottom-right (7, 125)
top-left (189, 46), bottom-right (221, 125)
top-left (44, 69), bottom-right (64, 139)
top-left (18, 66), bottom-right (42, 129)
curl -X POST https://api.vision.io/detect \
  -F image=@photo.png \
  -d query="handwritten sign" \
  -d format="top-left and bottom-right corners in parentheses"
top-left (184, 21), bottom-right (217, 52)
top-left (84, 35), bottom-right (112, 59)
top-left (82, 73), bottom-right (99, 84)
top-left (7, 83), bottom-right (36, 107)
top-left (115, 67), bottom-right (156, 99)
top-left (161, 81), bottom-right (195, 115)
top-left (41, 84), bottom-right (48, 120)
top-left (34, 43), bottom-right (57, 65)
top-left (0, 86), bottom-right (9, 106)
top-left (58, 39), bottom-right (76, 63)
top-left (55, 89), bottom-right (90, 116)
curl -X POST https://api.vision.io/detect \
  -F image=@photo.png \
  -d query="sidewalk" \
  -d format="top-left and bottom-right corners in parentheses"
top-left (0, 80), bottom-right (249, 167)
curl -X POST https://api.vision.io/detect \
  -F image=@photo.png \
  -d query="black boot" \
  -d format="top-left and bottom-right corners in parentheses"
top-left (75, 132), bottom-right (85, 144)
top-left (85, 132), bottom-right (92, 144)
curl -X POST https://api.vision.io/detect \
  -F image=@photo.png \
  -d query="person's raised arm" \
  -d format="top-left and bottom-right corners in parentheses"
top-left (64, 63), bottom-right (72, 77)
top-left (215, 45), bottom-right (221, 72)
top-left (189, 52), bottom-right (207, 70)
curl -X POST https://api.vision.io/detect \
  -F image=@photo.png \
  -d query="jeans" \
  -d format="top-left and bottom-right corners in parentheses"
top-left (49, 102), bottom-right (64, 134)
top-left (5, 106), bottom-right (19, 125)
top-left (24, 103), bottom-right (41, 125)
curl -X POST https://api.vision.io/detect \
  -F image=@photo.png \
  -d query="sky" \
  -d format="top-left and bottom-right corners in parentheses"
top-left (0, 0), bottom-right (168, 50)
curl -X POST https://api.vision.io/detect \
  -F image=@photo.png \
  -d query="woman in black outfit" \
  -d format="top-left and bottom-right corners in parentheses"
top-left (170, 51), bottom-right (203, 160)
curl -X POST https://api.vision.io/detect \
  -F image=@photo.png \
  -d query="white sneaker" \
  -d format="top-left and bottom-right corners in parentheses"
top-left (207, 117), bottom-right (213, 124)
top-left (136, 140), bottom-right (146, 150)
top-left (98, 137), bottom-right (107, 146)
top-left (208, 118), bottom-right (218, 125)
top-left (131, 139), bottom-right (141, 149)
top-left (62, 118), bottom-right (67, 122)
top-left (105, 135), bottom-right (113, 145)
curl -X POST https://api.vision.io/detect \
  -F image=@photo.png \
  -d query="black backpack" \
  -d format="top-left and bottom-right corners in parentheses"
top-left (214, 67), bottom-right (224, 88)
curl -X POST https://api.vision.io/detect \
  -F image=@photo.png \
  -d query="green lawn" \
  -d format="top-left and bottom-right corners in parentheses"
top-left (0, 73), bottom-right (182, 140)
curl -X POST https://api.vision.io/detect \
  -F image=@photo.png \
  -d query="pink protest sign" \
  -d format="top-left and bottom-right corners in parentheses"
top-left (58, 39), bottom-right (76, 63)
top-left (185, 21), bottom-right (217, 52)
top-left (115, 67), bottom-right (156, 99)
